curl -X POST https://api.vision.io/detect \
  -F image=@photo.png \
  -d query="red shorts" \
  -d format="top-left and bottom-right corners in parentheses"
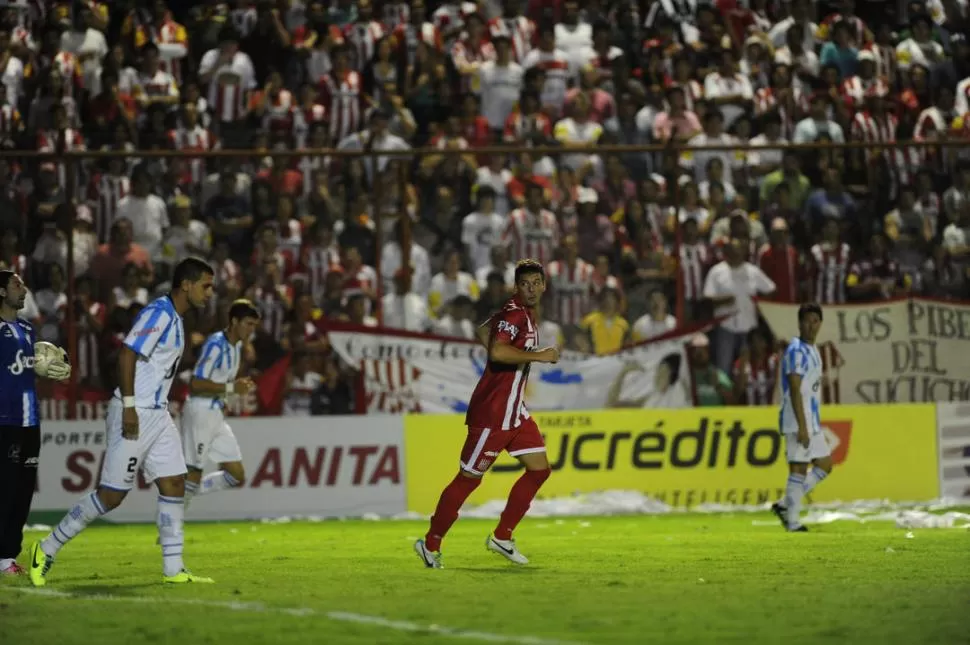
top-left (459, 417), bottom-right (546, 475)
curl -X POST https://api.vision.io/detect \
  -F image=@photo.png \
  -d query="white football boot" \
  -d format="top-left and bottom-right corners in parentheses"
top-left (486, 534), bottom-right (529, 564)
top-left (413, 539), bottom-right (443, 569)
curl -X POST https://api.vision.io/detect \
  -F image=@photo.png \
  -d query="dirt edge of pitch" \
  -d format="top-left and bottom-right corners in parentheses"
top-left (3, 587), bottom-right (591, 645)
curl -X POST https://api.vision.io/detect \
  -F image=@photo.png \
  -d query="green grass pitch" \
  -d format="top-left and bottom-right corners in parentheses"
top-left (1, 515), bottom-right (968, 645)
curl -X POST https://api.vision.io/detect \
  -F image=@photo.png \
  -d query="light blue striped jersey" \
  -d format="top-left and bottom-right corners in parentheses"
top-left (114, 295), bottom-right (183, 409)
top-left (779, 337), bottom-right (823, 435)
top-left (0, 318), bottom-right (39, 427)
top-left (187, 331), bottom-right (242, 409)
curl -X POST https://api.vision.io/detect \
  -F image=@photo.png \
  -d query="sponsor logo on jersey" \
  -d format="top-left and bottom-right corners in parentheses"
top-left (7, 349), bottom-right (35, 375)
top-left (133, 327), bottom-right (161, 337)
top-left (497, 320), bottom-right (519, 339)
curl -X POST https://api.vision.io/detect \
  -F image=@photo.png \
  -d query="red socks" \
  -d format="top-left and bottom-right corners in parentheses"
top-left (424, 473), bottom-right (481, 552)
top-left (494, 469), bottom-right (550, 541)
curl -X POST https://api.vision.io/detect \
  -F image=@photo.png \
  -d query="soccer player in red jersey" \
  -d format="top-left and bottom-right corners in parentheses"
top-left (414, 259), bottom-right (560, 568)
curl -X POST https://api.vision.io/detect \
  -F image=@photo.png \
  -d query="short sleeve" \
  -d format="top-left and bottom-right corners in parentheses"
top-left (492, 309), bottom-right (525, 344)
top-left (193, 339), bottom-right (224, 380)
top-left (124, 306), bottom-right (172, 358)
top-left (783, 345), bottom-right (808, 377)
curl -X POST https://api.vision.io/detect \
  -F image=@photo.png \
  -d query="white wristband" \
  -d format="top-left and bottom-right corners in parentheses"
top-left (225, 382), bottom-right (235, 395)
top-left (122, 396), bottom-right (136, 408)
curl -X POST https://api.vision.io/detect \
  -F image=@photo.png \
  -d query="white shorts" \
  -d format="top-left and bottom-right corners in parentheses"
top-left (100, 399), bottom-right (187, 491)
top-left (180, 401), bottom-right (242, 470)
top-left (784, 431), bottom-right (832, 464)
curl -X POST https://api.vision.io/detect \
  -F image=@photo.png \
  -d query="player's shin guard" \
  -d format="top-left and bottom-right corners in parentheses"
top-left (40, 491), bottom-right (108, 557)
top-left (784, 472), bottom-right (807, 530)
top-left (802, 466), bottom-right (829, 496)
top-left (425, 473), bottom-right (482, 552)
top-left (199, 471), bottom-right (240, 496)
top-left (157, 495), bottom-right (185, 577)
top-left (494, 468), bottom-right (551, 541)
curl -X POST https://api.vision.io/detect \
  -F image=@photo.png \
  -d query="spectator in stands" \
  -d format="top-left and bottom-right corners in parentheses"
top-left (579, 287), bottom-right (629, 355)
top-left (90, 218), bottom-right (153, 301)
top-left (703, 237), bottom-right (776, 374)
top-left (631, 289), bottom-right (676, 342)
top-left (433, 295), bottom-right (476, 339)
top-left (732, 327), bottom-right (778, 406)
top-left (383, 268), bottom-right (430, 333)
top-left (690, 333), bottom-right (735, 407)
top-left (310, 357), bottom-right (354, 416)
top-left (282, 351), bottom-right (323, 416)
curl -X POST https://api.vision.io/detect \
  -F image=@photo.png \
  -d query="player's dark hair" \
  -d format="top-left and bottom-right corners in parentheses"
top-left (228, 299), bottom-right (260, 323)
top-left (514, 259), bottom-right (545, 283)
top-left (0, 270), bottom-right (14, 291)
top-left (798, 302), bottom-right (823, 323)
top-left (171, 257), bottom-right (214, 292)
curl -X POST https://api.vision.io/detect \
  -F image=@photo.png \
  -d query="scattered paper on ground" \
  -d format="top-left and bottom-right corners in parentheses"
top-left (248, 491), bottom-right (970, 528)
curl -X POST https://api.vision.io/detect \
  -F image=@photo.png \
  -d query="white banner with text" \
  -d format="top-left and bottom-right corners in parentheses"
top-left (33, 416), bottom-right (406, 522)
top-left (759, 298), bottom-right (970, 404)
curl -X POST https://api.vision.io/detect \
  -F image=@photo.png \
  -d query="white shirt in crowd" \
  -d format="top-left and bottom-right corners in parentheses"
top-left (554, 22), bottom-right (592, 61)
top-left (476, 261), bottom-right (516, 288)
top-left (538, 319), bottom-right (565, 346)
top-left (158, 221), bottom-right (213, 267)
top-left (380, 241), bottom-right (432, 297)
top-left (283, 371), bottom-right (323, 416)
top-left (433, 315), bottom-right (476, 340)
top-left (115, 193), bottom-right (169, 257)
top-left (2, 54), bottom-right (24, 107)
top-left (521, 48), bottom-right (573, 116)
top-left (60, 27), bottom-right (109, 92)
top-left (703, 72), bottom-right (753, 129)
top-left (34, 288), bottom-right (67, 343)
top-left (462, 211), bottom-right (507, 272)
top-left (382, 292), bottom-right (431, 332)
top-left (942, 223), bottom-right (968, 251)
top-left (703, 261), bottom-right (776, 334)
top-left (632, 313), bottom-right (677, 342)
top-left (474, 167), bottom-right (514, 215)
top-left (477, 60), bottom-right (524, 129)
top-left (792, 117), bottom-right (845, 144)
top-left (554, 117), bottom-right (604, 171)
top-left (428, 272), bottom-right (479, 314)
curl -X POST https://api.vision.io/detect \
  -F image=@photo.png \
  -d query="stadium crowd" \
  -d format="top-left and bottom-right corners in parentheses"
top-left (1, 0), bottom-right (969, 415)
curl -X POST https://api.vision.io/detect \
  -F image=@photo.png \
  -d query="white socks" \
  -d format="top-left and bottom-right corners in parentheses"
top-left (802, 466), bottom-right (829, 496)
top-left (185, 471), bottom-right (240, 505)
top-left (157, 495), bottom-right (185, 577)
top-left (784, 472), bottom-right (806, 529)
top-left (0, 558), bottom-right (15, 570)
top-left (42, 491), bottom-right (108, 557)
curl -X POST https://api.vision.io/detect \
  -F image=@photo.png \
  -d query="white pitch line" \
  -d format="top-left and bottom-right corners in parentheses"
top-left (4, 587), bottom-right (589, 645)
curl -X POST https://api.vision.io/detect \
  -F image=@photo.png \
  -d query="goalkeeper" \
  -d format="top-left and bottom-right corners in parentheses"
top-left (0, 270), bottom-right (70, 576)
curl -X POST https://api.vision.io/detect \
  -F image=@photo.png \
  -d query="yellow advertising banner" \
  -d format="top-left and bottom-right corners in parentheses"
top-left (403, 405), bottom-right (939, 513)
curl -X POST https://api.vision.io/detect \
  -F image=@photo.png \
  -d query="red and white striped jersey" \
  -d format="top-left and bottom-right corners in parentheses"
top-left (253, 284), bottom-right (293, 342)
top-left (502, 108), bottom-right (552, 142)
top-left (733, 352), bottom-right (779, 406)
top-left (680, 241), bottom-right (712, 302)
top-left (817, 340), bottom-right (845, 405)
top-left (392, 21), bottom-right (443, 65)
top-left (810, 242), bottom-right (851, 304)
top-left (87, 173), bottom-right (130, 244)
top-left (0, 105), bottom-right (23, 139)
top-left (465, 296), bottom-right (537, 430)
top-left (37, 128), bottom-right (86, 188)
top-left (361, 358), bottom-right (423, 414)
top-left (344, 20), bottom-right (385, 70)
top-left (850, 110), bottom-right (919, 193)
top-left (199, 49), bottom-right (256, 123)
top-left (753, 86), bottom-right (809, 138)
top-left (841, 74), bottom-right (889, 110)
top-left (488, 16), bottom-right (535, 63)
top-left (134, 16), bottom-right (189, 84)
top-left (546, 259), bottom-right (594, 326)
top-left (52, 51), bottom-right (83, 97)
top-left (300, 243), bottom-right (341, 305)
top-left (432, 2), bottom-right (477, 44)
top-left (168, 125), bottom-right (217, 186)
top-left (502, 208), bottom-right (560, 266)
top-left (76, 301), bottom-right (106, 381)
top-left (318, 70), bottom-right (363, 143)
